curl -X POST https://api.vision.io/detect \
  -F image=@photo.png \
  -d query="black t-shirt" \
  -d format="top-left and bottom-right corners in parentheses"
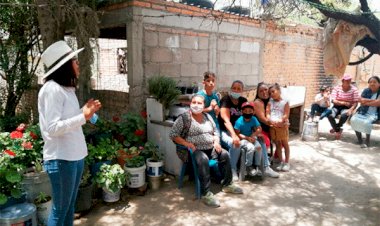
top-left (218, 95), bottom-right (247, 132)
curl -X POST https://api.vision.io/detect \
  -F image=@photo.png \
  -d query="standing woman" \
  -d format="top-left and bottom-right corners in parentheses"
top-left (38, 41), bottom-right (101, 226)
top-left (350, 76), bottom-right (380, 148)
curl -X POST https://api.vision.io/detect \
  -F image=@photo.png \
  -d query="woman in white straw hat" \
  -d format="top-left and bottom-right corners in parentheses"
top-left (38, 40), bottom-right (101, 226)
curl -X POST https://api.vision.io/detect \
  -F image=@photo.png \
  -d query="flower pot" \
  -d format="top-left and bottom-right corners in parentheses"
top-left (102, 188), bottom-right (120, 203)
top-left (90, 160), bottom-right (112, 178)
top-left (21, 171), bottom-right (52, 203)
top-left (0, 203), bottom-right (37, 226)
top-left (124, 164), bottom-right (146, 188)
top-left (146, 158), bottom-right (164, 177)
top-left (35, 200), bottom-right (52, 225)
top-left (148, 175), bottom-right (162, 191)
top-left (75, 182), bottom-right (94, 212)
top-left (0, 193), bottom-right (26, 210)
top-left (117, 150), bottom-right (128, 167)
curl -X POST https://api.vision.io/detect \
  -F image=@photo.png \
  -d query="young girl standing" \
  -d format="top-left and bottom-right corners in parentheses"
top-left (266, 83), bottom-right (291, 171)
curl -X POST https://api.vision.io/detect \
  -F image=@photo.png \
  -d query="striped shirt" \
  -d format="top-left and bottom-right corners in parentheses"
top-left (331, 85), bottom-right (360, 104)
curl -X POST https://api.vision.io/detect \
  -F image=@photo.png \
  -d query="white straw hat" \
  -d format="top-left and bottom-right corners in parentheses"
top-left (41, 40), bottom-right (84, 79)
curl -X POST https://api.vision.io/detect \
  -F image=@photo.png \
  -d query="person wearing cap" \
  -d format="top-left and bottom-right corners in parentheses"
top-left (234, 102), bottom-right (263, 176)
top-left (38, 40), bottom-right (101, 226)
top-left (328, 74), bottom-right (360, 140)
top-left (309, 85), bottom-right (331, 122)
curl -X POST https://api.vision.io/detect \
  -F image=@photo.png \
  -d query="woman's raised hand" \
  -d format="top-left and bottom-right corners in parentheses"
top-left (83, 99), bottom-right (102, 120)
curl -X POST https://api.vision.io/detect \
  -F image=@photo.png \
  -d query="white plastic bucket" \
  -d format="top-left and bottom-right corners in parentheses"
top-left (102, 188), bottom-right (120, 203)
top-left (146, 158), bottom-right (164, 177)
top-left (36, 200), bottom-right (52, 225)
top-left (301, 121), bottom-right (319, 141)
top-left (124, 164), bottom-right (146, 188)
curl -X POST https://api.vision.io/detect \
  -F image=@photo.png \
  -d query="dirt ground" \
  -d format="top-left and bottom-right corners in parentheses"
top-left (74, 119), bottom-right (380, 226)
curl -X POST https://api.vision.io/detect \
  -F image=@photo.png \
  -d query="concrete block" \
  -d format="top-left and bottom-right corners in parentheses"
top-left (159, 33), bottom-right (179, 48)
top-left (197, 64), bottom-right (209, 77)
top-left (145, 63), bottom-right (160, 77)
top-left (224, 64), bottom-right (239, 76)
top-left (217, 64), bottom-right (225, 77)
top-left (240, 41), bottom-right (260, 53)
top-left (160, 63), bottom-right (181, 77)
top-left (227, 40), bottom-right (240, 52)
top-left (180, 64), bottom-right (198, 77)
top-left (217, 39), bottom-right (227, 51)
top-left (234, 53), bottom-right (249, 64)
top-left (150, 48), bottom-right (172, 63)
top-left (181, 35), bottom-right (198, 49)
top-left (219, 51), bottom-right (234, 64)
top-left (239, 64), bottom-right (251, 76)
top-left (243, 74), bottom-right (259, 87)
top-left (199, 37), bottom-right (209, 50)
top-left (191, 50), bottom-right (208, 64)
top-left (173, 49), bottom-right (192, 63)
top-left (144, 31), bottom-right (158, 47)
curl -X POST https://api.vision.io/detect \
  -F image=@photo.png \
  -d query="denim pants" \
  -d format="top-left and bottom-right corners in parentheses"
top-left (220, 131), bottom-right (241, 171)
top-left (310, 104), bottom-right (327, 117)
top-left (328, 105), bottom-right (350, 132)
top-left (193, 148), bottom-right (232, 196)
top-left (44, 159), bottom-right (84, 226)
top-left (240, 140), bottom-right (261, 167)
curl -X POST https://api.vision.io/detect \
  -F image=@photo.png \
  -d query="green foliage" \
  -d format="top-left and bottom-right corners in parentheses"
top-left (94, 164), bottom-right (126, 193)
top-left (79, 165), bottom-right (92, 187)
top-left (0, 158), bottom-right (24, 205)
top-left (86, 138), bottom-right (120, 165)
top-left (0, 0), bottom-right (42, 120)
top-left (125, 156), bottom-right (145, 168)
top-left (148, 75), bottom-right (181, 109)
top-left (118, 112), bottom-right (146, 147)
top-left (140, 141), bottom-right (163, 162)
top-left (33, 192), bottom-right (51, 205)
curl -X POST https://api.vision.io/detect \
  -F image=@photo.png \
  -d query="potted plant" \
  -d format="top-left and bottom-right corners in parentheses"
top-left (142, 141), bottom-right (164, 190)
top-left (124, 156), bottom-right (146, 188)
top-left (93, 164), bottom-right (126, 202)
top-left (75, 165), bottom-right (94, 212)
top-left (0, 124), bottom-right (52, 203)
top-left (0, 154), bottom-right (25, 209)
top-left (117, 146), bottom-right (143, 167)
top-left (87, 138), bottom-right (119, 177)
top-left (33, 191), bottom-right (52, 225)
top-left (148, 75), bottom-right (181, 119)
top-left (117, 112), bottom-right (147, 147)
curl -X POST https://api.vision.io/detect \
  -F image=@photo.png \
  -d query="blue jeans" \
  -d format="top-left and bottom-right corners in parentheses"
top-left (240, 140), bottom-right (261, 167)
top-left (44, 159), bottom-right (84, 226)
top-left (220, 131), bottom-right (241, 171)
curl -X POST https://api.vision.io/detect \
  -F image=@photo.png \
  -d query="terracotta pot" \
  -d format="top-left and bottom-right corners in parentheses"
top-left (117, 150), bottom-right (128, 167)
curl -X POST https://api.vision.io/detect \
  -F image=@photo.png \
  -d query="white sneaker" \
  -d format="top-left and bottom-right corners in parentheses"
top-left (282, 163), bottom-right (290, 171)
top-left (276, 162), bottom-right (284, 171)
top-left (232, 169), bottom-right (238, 182)
top-left (248, 167), bottom-right (259, 177)
top-left (265, 166), bottom-right (280, 178)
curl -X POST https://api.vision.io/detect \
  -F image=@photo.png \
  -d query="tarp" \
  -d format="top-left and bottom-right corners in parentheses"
top-left (323, 19), bottom-right (374, 77)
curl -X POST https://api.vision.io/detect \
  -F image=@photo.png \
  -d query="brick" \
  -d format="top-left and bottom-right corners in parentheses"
top-left (224, 64), bottom-right (239, 76)
top-left (234, 53), bottom-right (248, 65)
top-left (151, 4), bottom-right (166, 11)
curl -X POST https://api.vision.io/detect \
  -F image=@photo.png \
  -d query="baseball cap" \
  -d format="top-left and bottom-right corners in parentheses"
top-left (342, 74), bottom-right (352, 81)
top-left (241, 102), bottom-right (254, 109)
